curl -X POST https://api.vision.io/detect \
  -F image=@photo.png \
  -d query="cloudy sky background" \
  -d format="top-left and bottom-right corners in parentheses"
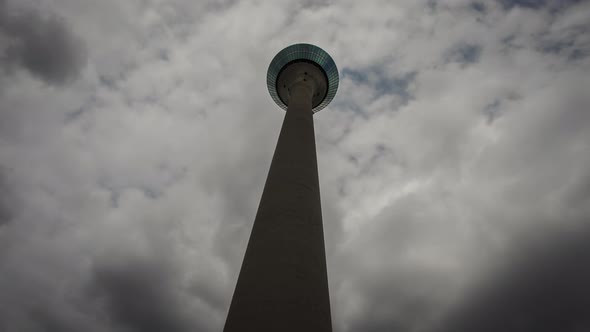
top-left (1, 0), bottom-right (590, 331)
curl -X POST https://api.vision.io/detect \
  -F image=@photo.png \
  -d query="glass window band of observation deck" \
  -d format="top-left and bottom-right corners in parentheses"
top-left (267, 43), bottom-right (339, 113)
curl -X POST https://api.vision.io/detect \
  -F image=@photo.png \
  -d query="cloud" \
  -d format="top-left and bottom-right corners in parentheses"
top-left (89, 257), bottom-right (194, 332)
top-left (0, 0), bottom-right (87, 84)
top-left (435, 224), bottom-right (590, 332)
top-left (0, 168), bottom-right (15, 226)
top-left (0, 0), bottom-right (589, 331)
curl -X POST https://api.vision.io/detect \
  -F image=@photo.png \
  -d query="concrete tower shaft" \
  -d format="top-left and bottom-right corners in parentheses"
top-left (223, 44), bottom-right (338, 332)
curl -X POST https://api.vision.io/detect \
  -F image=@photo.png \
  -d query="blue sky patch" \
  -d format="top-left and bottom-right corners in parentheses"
top-left (446, 43), bottom-right (482, 65)
top-left (341, 67), bottom-right (416, 101)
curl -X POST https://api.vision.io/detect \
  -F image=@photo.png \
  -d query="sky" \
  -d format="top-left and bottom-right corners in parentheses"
top-left (0, 0), bottom-right (589, 331)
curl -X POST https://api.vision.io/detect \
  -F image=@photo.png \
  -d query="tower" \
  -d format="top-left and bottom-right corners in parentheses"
top-left (223, 43), bottom-right (338, 332)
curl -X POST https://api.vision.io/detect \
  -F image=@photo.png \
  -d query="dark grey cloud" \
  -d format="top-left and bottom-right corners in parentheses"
top-left (0, 0), bottom-right (86, 84)
top-left (470, 2), bottom-right (486, 13)
top-left (89, 257), bottom-right (196, 332)
top-left (497, 0), bottom-right (581, 10)
top-left (435, 224), bottom-right (590, 332)
top-left (498, 0), bottom-right (549, 9)
top-left (0, 168), bottom-right (15, 226)
top-left (25, 305), bottom-right (96, 332)
top-left (347, 268), bottom-right (449, 332)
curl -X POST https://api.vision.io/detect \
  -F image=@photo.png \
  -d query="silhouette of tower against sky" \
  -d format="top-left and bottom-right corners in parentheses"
top-left (223, 44), bottom-right (339, 332)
